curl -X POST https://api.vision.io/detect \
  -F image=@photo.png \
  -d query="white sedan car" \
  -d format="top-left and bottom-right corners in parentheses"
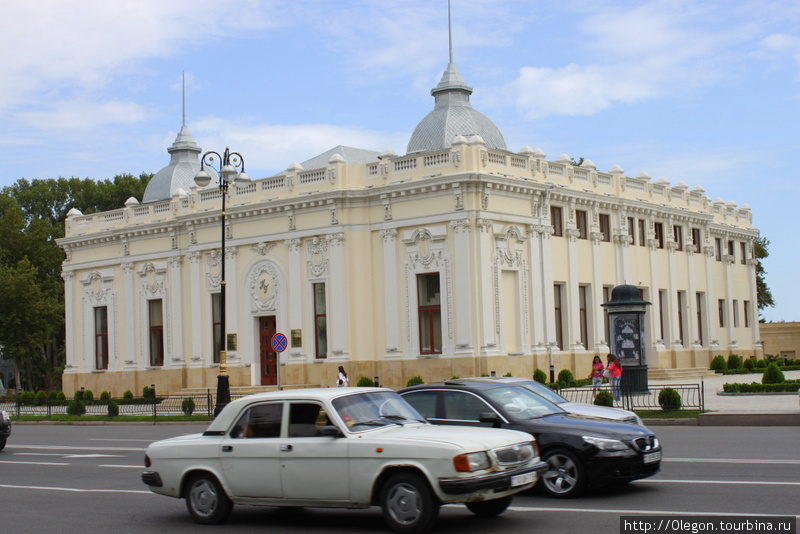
top-left (142, 388), bottom-right (546, 534)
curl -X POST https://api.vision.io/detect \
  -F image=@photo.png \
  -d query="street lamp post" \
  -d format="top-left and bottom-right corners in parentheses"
top-left (194, 148), bottom-right (250, 416)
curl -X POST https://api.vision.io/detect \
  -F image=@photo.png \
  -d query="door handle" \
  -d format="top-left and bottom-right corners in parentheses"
top-left (222, 445), bottom-right (233, 452)
top-left (281, 444), bottom-right (293, 452)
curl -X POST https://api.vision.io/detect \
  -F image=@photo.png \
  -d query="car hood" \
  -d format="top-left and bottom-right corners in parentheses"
top-left (560, 402), bottom-right (638, 421)
top-left (519, 413), bottom-right (652, 440)
top-left (361, 423), bottom-right (535, 452)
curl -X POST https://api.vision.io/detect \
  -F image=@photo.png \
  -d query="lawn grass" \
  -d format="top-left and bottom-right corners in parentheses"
top-left (635, 410), bottom-right (703, 419)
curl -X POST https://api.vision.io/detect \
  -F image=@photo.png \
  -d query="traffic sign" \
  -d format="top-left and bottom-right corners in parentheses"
top-left (271, 332), bottom-right (288, 353)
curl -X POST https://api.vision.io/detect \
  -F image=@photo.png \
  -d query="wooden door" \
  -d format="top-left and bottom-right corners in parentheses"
top-left (259, 316), bottom-right (278, 385)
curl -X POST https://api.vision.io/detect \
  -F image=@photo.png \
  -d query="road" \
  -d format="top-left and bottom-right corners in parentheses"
top-left (0, 424), bottom-right (797, 534)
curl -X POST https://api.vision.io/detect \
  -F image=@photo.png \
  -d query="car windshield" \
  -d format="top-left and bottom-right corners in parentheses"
top-left (484, 386), bottom-right (565, 419)
top-left (511, 380), bottom-right (568, 405)
top-left (332, 390), bottom-right (426, 432)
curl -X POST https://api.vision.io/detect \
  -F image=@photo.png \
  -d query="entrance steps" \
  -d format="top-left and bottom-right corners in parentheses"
top-left (647, 367), bottom-right (717, 381)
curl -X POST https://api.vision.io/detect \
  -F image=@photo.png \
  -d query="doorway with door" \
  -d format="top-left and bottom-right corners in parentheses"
top-left (259, 316), bottom-right (278, 386)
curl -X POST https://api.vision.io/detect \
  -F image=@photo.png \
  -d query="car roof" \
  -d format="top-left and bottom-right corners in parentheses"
top-left (400, 380), bottom-right (512, 391)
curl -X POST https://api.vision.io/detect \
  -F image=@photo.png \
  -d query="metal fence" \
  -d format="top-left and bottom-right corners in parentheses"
top-left (557, 382), bottom-right (704, 412)
top-left (0, 392), bottom-right (214, 420)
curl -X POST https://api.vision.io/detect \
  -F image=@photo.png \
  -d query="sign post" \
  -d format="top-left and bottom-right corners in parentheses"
top-left (271, 333), bottom-right (288, 390)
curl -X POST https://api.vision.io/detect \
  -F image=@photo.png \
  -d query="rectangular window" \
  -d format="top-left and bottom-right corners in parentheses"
top-left (212, 293), bottom-right (222, 363)
top-left (599, 214), bottom-right (611, 242)
top-left (691, 228), bottom-right (701, 249)
top-left (576, 210), bottom-right (588, 239)
top-left (676, 291), bottom-right (685, 344)
top-left (696, 292), bottom-right (704, 346)
top-left (654, 222), bottom-right (664, 249)
top-left (673, 225), bottom-right (683, 251)
top-left (417, 273), bottom-right (442, 354)
top-left (727, 240), bottom-right (735, 261)
top-left (715, 238), bottom-right (722, 261)
top-left (740, 242), bottom-right (747, 265)
top-left (554, 284), bottom-right (564, 350)
top-left (638, 219), bottom-right (646, 247)
top-left (744, 300), bottom-right (752, 328)
top-left (149, 299), bottom-right (164, 367)
top-left (313, 283), bottom-right (327, 358)
top-left (551, 206), bottom-right (563, 237)
top-left (627, 217), bottom-right (635, 242)
top-left (578, 285), bottom-right (588, 348)
top-left (94, 306), bottom-right (109, 370)
top-left (718, 299), bottom-right (726, 328)
top-left (658, 290), bottom-right (666, 341)
top-left (732, 299), bottom-right (740, 328)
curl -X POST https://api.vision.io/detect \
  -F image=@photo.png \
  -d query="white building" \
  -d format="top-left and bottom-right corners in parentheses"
top-left (57, 58), bottom-right (761, 396)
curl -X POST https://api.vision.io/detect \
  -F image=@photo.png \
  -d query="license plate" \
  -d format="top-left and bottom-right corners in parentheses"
top-left (643, 451), bottom-right (662, 464)
top-left (511, 472), bottom-right (537, 487)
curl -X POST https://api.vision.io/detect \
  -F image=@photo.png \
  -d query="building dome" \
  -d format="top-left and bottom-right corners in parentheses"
top-left (142, 125), bottom-right (203, 203)
top-left (407, 62), bottom-right (506, 154)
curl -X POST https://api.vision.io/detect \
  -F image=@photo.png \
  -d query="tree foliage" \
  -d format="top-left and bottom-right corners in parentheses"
top-left (0, 173), bottom-right (151, 391)
top-left (753, 236), bottom-right (774, 314)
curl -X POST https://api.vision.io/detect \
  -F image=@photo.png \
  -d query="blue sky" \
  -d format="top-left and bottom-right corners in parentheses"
top-left (1, 0), bottom-right (798, 323)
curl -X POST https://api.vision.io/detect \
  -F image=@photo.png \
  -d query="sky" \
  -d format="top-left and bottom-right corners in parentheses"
top-left (0, 0), bottom-right (798, 323)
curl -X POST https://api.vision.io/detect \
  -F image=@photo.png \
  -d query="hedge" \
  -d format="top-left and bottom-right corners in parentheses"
top-left (722, 380), bottom-right (800, 393)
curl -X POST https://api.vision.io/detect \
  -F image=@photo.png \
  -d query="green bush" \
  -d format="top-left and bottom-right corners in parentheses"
top-left (594, 391), bottom-right (614, 407)
top-left (82, 390), bottom-right (94, 402)
top-left (533, 369), bottom-right (547, 384)
top-left (34, 391), bottom-right (47, 406)
top-left (727, 354), bottom-right (743, 370)
top-left (56, 391), bottom-right (66, 401)
top-left (503, 372), bottom-right (513, 377)
top-left (123, 390), bottom-right (133, 399)
top-left (107, 400), bottom-right (119, 417)
top-left (743, 358), bottom-right (756, 371)
top-left (762, 363), bottom-right (785, 385)
top-left (710, 355), bottom-right (727, 372)
top-left (406, 376), bottom-right (424, 387)
top-left (142, 386), bottom-right (153, 398)
top-left (74, 389), bottom-right (84, 401)
top-left (755, 359), bottom-right (767, 369)
top-left (100, 391), bottom-right (110, 401)
top-left (181, 398), bottom-right (196, 416)
top-left (356, 376), bottom-right (375, 387)
top-left (18, 391), bottom-right (35, 405)
top-left (480, 373), bottom-right (490, 377)
top-left (723, 380), bottom-right (800, 393)
top-left (450, 375), bottom-right (460, 380)
top-left (658, 388), bottom-right (682, 411)
top-left (556, 369), bottom-right (575, 387)
top-left (67, 400), bottom-right (86, 416)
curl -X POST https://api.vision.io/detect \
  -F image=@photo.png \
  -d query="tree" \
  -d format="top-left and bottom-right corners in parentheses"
top-left (753, 236), bottom-right (774, 316)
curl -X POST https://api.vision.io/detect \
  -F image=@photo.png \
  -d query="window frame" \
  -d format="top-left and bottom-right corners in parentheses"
top-left (148, 299), bottom-right (164, 367)
top-left (94, 306), bottom-right (109, 371)
top-left (417, 273), bottom-right (442, 355)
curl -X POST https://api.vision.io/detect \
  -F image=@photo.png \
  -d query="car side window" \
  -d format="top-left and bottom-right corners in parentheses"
top-left (231, 403), bottom-right (282, 439)
top-left (443, 391), bottom-right (493, 421)
top-left (288, 402), bottom-right (330, 437)
top-left (401, 391), bottom-right (438, 419)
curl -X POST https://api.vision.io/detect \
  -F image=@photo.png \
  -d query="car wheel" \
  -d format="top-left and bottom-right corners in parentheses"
top-left (541, 448), bottom-right (586, 498)
top-left (0, 438), bottom-right (6, 451)
top-left (380, 472), bottom-right (440, 534)
top-left (465, 495), bottom-right (512, 517)
top-left (185, 473), bottom-right (233, 525)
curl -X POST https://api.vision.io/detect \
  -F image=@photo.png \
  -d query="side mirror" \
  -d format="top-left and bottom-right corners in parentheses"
top-left (319, 425), bottom-right (344, 438)
top-left (478, 412), bottom-right (502, 427)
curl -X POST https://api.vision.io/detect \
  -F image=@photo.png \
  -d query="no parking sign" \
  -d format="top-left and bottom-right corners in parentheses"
top-left (271, 332), bottom-right (288, 353)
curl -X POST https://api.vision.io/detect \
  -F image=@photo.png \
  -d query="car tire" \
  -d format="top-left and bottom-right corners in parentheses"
top-left (185, 473), bottom-right (233, 525)
top-left (380, 472), bottom-right (440, 534)
top-left (541, 448), bottom-right (586, 498)
top-left (465, 495), bottom-right (512, 517)
top-left (0, 438), bottom-right (6, 451)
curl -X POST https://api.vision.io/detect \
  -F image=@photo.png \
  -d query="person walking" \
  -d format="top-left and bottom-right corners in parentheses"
top-left (590, 355), bottom-right (605, 399)
top-left (606, 353), bottom-right (623, 402)
top-left (336, 366), bottom-right (349, 387)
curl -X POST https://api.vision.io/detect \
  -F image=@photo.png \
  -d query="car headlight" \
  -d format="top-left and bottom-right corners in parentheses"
top-left (583, 436), bottom-right (630, 451)
top-left (453, 451), bottom-right (491, 472)
top-left (0, 411), bottom-right (9, 424)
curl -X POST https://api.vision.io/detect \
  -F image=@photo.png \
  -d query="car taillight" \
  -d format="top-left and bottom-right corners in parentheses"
top-left (144, 454), bottom-right (151, 468)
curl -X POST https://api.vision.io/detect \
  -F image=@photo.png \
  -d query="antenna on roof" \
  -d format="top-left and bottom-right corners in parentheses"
top-left (448, 0), bottom-right (453, 64)
top-left (182, 72), bottom-right (186, 127)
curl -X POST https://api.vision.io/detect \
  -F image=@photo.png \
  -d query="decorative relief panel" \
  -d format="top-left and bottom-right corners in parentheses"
top-left (306, 236), bottom-right (329, 277)
top-left (249, 261), bottom-right (281, 313)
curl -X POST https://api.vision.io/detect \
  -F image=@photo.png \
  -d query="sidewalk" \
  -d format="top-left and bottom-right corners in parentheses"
top-left (647, 369), bottom-right (800, 426)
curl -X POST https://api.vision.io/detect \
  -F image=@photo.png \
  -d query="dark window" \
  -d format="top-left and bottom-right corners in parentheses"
top-left (94, 306), bottom-right (109, 370)
top-left (401, 391), bottom-right (439, 419)
top-left (554, 284), bottom-right (564, 350)
top-left (677, 291), bottom-right (684, 344)
top-left (551, 206), bottom-right (563, 237)
top-left (149, 299), bottom-right (164, 367)
top-left (673, 225), bottom-right (683, 251)
top-left (443, 391), bottom-right (493, 421)
top-left (727, 240), bottom-right (735, 259)
top-left (212, 293), bottom-right (222, 363)
top-left (576, 210), bottom-right (588, 239)
top-left (691, 228), bottom-right (701, 249)
top-left (638, 219), bottom-right (646, 246)
top-left (579, 285), bottom-right (588, 348)
top-left (599, 214), bottom-right (611, 242)
top-left (715, 238), bottom-right (722, 261)
top-left (288, 402), bottom-right (330, 437)
top-left (654, 222), bottom-right (664, 249)
top-left (744, 301), bottom-right (751, 328)
top-left (696, 293), bottom-right (704, 346)
top-left (627, 217), bottom-right (635, 242)
top-left (313, 283), bottom-right (327, 359)
top-left (718, 299), bottom-right (726, 327)
top-left (231, 403), bottom-right (283, 439)
top-left (740, 242), bottom-right (747, 265)
top-left (658, 290), bottom-right (665, 341)
top-left (417, 273), bottom-right (442, 354)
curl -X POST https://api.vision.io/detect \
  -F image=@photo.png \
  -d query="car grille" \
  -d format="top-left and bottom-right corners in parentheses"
top-left (631, 435), bottom-right (659, 452)
top-left (491, 442), bottom-right (535, 467)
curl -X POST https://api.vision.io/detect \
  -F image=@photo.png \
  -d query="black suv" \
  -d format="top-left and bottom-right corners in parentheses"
top-left (0, 409), bottom-right (11, 451)
top-left (399, 380), bottom-right (661, 497)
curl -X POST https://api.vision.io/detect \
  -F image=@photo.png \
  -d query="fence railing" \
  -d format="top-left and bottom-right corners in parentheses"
top-left (557, 382), bottom-right (704, 412)
top-left (0, 392), bottom-right (215, 420)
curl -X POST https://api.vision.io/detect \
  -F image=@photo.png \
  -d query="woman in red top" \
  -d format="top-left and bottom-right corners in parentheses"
top-left (606, 353), bottom-right (623, 402)
top-left (590, 356), bottom-right (604, 399)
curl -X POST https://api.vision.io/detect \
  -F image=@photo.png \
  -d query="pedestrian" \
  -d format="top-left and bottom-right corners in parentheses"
top-left (336, 366), bottom-right (349, 387)
top-left (606, 353), bottom-right (623, 402)
top-left (590, 355), bottom-right (604, 398)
